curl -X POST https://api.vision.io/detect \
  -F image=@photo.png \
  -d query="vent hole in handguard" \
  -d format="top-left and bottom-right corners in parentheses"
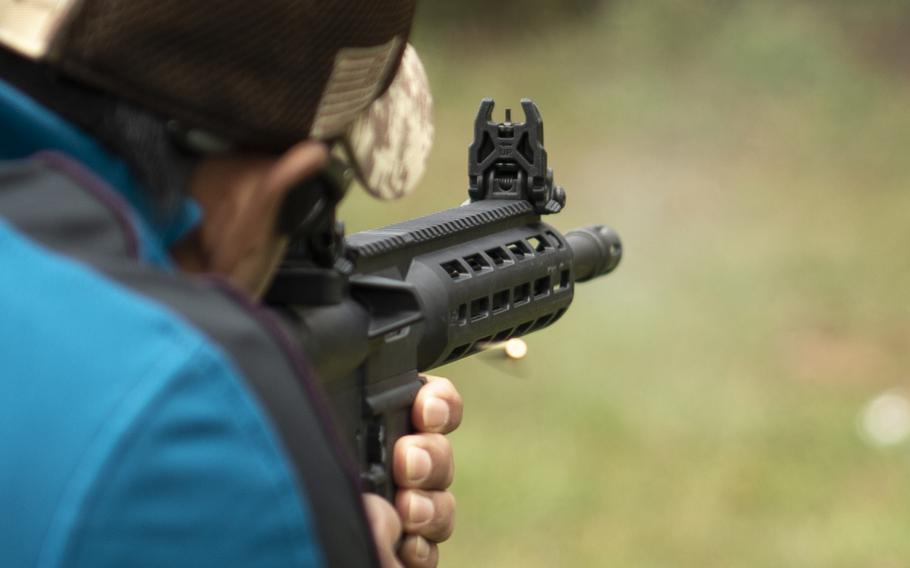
top-left (492, 289), bottom-right (510, 313)
top-left (452, 303), bottom-right (467, 324)
top-left (546, 231), bottom-right (565, 250)
top-left (513, 283), bottom-right (531, 305)
top-left (441, 260), bottom-right (469, 280)
top-left (463, 253), bottom-right (491, 273)
top-left (554, 269), bottom-right (571, 292)
top-left (470, 297), bottom-right (490, 321)
top-left (527, 235), bottom-right (551, 253)
top-left (533, 276), bottom-right (551, 298)
top-left (506, 241), bottom-right (532, 260)
top-left (486, 247), bottom-right (512, 266)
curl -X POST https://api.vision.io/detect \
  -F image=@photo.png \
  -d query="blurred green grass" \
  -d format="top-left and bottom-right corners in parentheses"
top-left (342, 2), bottom-right (910, 566)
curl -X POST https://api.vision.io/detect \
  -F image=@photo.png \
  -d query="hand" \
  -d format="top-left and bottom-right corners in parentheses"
top-left (364, 375), bottom-right (463, 568)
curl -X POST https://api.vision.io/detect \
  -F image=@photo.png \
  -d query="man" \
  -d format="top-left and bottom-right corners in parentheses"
top-left (0, 1), bottom-right (458, 567)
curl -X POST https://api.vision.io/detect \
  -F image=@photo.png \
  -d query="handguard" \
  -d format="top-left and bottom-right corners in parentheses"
top-left (267, 99), bottom-right (622, 500)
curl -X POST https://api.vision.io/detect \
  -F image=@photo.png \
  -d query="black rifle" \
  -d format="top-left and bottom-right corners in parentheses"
top-left (268, 99), bottom-right (622, 500)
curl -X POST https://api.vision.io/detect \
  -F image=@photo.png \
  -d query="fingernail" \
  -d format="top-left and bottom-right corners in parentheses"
top-left (409, 494), bottom-right (434, 526)
top-left (406, 447), bottom-right (432, 484)
top-left (414, 536), bottom-right (431, 560)
top-left (422, 397), bottom-right (449, 431)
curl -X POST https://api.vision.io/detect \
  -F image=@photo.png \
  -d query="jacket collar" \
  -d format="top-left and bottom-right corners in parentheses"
top-left (0, 78), bottom-right (199, 266)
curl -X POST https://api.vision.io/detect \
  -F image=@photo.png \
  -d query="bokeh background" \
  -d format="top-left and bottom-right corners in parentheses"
top-left (342, 1), bottom-right (910, 566)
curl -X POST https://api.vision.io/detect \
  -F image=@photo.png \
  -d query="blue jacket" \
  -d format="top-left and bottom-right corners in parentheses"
top-left (0, 79), bottom-right (376, 567)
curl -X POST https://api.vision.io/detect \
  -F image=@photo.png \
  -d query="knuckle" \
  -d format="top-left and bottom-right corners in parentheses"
top-left (443, 445), bottom-right (455, 486)
top-left (437, 380), bottom-right (461, 404)
top-left (423, 376), bottom-right (456, 398)
top-left (430, 440), bottom-right (453, 486)
top-left (433, 493), bottom-right (457, 541)
top-left (415, 376), bottom-right (462, 434)
top-left (393, 434), bottom-right (452, 489)
top-left (426, 432), bottom-right (449, 449)
top-left (420, 373), bottom-right (445, 382)
top-left (400, 535), bottom-right (438, 568)
top-left (414, 492), bottom-right (455, 542)
top-left (403, 490), bottom-right (435, 531)
top-left (398, 490), bottom-right (456, 542)
top-left (396, 433), bottom-right (423, 448)
top-left (433, 376), bottom-right (455, 392)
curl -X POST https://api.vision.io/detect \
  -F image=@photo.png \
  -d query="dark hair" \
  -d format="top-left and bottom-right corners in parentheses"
top-left (0, 48), bottom-right (199, 225)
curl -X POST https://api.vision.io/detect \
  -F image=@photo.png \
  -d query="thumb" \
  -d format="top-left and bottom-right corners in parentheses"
top-left (363, 494), bottom-right (404, 568)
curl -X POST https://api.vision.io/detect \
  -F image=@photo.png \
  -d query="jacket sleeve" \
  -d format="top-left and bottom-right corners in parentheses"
top-left (59, 345), bottom-right (326, 568)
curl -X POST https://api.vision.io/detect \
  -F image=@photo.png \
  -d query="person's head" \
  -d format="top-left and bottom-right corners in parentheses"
top-left (0, 0), bottom-right (434, 294)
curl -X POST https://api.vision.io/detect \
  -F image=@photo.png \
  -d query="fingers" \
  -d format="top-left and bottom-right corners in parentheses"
top-left (385, 375), bottom-right (459, 567)
top-left (366, 490), bottom-right (449, 568)
top-left (398, 375), bottom-right (460, 490)
top-left (362, 494), bottom-right (403, 568)
top-left (412, 375), bottom-right (463, 434)
top-left (396, 489), bottom-right (456, 542)
top-left (399, 535), bottom-right (439, 568)
top-left (393, 433), bottom-right (453, 490)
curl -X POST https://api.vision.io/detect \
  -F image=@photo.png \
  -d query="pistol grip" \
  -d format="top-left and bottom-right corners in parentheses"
top-left (361, 372), bottom-right (426, 500)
